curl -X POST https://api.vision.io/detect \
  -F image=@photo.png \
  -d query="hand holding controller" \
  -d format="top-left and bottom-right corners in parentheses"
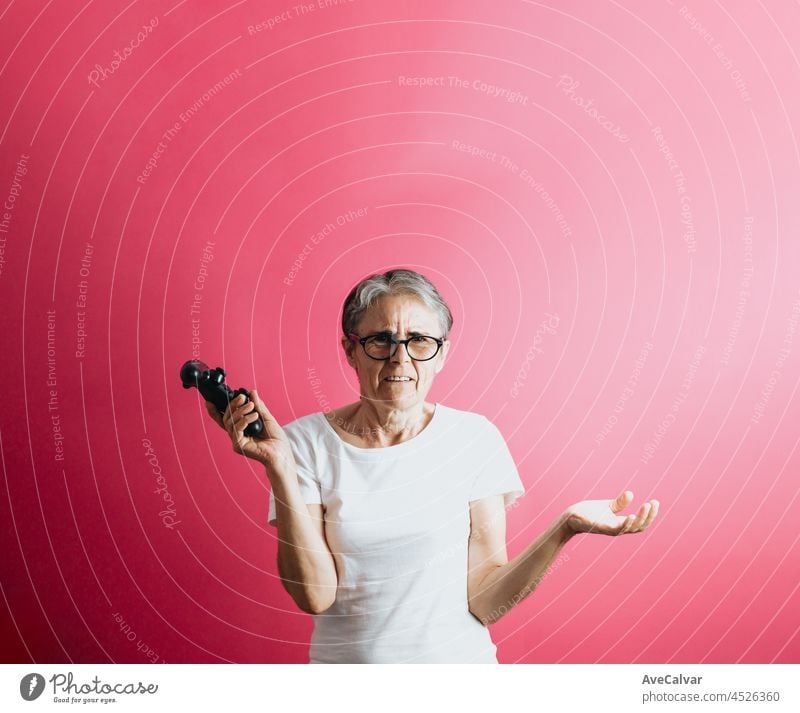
top-left (180, 359), bottom-right (265, 438)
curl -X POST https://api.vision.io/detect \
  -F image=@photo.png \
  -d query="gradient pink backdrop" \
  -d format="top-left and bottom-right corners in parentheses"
top-left (1, 0), bottom-right (798, 664)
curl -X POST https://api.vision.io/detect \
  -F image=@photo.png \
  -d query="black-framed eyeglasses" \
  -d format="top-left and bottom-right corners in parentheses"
top-left (347, 331), bottom-right (444, 361)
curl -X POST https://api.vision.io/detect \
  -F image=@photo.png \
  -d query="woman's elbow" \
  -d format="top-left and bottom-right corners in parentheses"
top-left (277, 556), bottom-right (337, 614)
top-left (296, 589), bottom-right (336, 615)
top-left (282, 577), bottom-right (336, 615)
top-left (468, 600), bottom-right (497, 626)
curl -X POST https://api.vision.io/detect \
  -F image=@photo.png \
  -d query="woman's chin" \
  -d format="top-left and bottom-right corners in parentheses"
top-left (368, 386), bottom-right (419, 406)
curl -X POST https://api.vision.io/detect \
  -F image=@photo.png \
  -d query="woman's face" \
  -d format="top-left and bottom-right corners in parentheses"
top-left (342, 294), bottom-right (450, 410)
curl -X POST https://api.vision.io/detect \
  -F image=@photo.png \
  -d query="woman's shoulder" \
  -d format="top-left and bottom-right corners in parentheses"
top-left (282, 407), bottom-right (361, 443)
top-left (435, 403), bottom-right (498, 438)
top-left (282, 410), bottom-right (325, 438)
top-left (436, 402), bottom-right (491, 424)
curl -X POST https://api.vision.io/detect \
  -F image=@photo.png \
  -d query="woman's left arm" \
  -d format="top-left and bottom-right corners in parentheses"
top-left (467, 490), bottom-right (659, 625)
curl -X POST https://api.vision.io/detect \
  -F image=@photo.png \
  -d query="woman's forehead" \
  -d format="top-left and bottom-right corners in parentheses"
top-left (360, 296), bottom-right (438, 329)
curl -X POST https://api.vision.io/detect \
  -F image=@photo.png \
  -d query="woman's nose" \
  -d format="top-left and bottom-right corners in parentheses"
top-left (390, 343), bottom-right (411, 363)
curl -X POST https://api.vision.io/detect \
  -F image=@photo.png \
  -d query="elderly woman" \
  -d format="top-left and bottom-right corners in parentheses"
top-left (206, 269), bottom-right (659, 663)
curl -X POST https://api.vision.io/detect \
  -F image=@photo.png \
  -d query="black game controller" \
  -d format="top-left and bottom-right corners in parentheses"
top-left (180, 359), bottom-right (265, 438)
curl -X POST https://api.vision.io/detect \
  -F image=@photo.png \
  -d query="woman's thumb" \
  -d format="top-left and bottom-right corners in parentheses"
top-left (611, 490), bottom-right (633, 513)
top-left (250, 389), bottom-right (270, 418)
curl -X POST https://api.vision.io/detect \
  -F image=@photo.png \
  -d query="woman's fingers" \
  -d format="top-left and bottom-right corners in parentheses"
top-left (642, 499), bottom-right (659, 529)
top-left (235, 411), bottom-right (260, 435)
top-left (250, 389), bottom-right (276, 425)
top-left (223, 391), bottom-right (276, 431)
top-left (232, 402), bottom-right (255, 432)
top-left (250, 389), bottom-right (284, 440)
top-left (229, 404), bottom-right (252, 453)
top-left (628, 500), bottom-right (659, 533)
top-left (232, 399), bottom-right (256, 422)
top-left (223, 394), bottom-right (248, 428)
top-left (250, 389), bottom-right (269, 414)
top-left (632, 503), bottom-right (651, 532)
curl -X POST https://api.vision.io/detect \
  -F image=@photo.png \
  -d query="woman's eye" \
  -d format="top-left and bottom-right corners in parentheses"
top-left (373, 335), bottom-right (390, 343)
top-left (412, 336), bottom-right (426, 343)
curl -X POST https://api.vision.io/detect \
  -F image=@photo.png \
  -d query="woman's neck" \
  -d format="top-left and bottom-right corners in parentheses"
top-left (327, 400), bottom-right (434, 447)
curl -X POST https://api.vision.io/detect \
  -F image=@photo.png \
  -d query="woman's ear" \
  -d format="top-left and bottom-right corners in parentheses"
top-left (342, 336), bottom-right (358, 369)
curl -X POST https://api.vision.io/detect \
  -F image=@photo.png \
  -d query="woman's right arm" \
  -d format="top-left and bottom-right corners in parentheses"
top-left (206, 390), bottom-right (337, 614)
top-left (269, 471), bottom-right (337, 614)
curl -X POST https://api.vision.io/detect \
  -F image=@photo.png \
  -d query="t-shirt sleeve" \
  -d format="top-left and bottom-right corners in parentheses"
top-left (267, 424), bottom-right (322, 528)
top-left (468, 417), bottom-right (525, 507)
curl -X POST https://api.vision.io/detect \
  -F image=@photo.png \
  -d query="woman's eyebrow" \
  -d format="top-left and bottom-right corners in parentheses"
top-left (373, 328), bottom-right (427, 335)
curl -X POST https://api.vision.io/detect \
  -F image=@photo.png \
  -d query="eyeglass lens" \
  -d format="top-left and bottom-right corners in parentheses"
top-left (364, 335), bottom-right (439, 360)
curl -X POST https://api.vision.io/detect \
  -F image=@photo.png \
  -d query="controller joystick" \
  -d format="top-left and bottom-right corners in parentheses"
top-left (180, 359), bottom-right (265, 438)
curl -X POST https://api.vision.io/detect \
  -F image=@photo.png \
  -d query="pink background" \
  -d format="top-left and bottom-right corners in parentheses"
top-left (1, 0), bottom-right (799, 664)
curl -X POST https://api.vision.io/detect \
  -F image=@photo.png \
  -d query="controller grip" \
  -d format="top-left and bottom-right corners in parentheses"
top-left (180, 359), bottom-right (265, 438)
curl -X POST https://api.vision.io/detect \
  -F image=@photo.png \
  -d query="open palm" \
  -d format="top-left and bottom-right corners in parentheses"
top-left (564, 490), bottom-right (659, 536)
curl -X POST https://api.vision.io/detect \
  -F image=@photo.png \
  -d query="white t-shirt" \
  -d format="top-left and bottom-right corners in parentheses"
top-left (267, 402), bottom-right (525, 664)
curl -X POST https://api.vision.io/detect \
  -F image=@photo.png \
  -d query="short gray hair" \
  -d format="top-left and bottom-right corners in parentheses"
top-left (341, 269), bottom-right (454, 339)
